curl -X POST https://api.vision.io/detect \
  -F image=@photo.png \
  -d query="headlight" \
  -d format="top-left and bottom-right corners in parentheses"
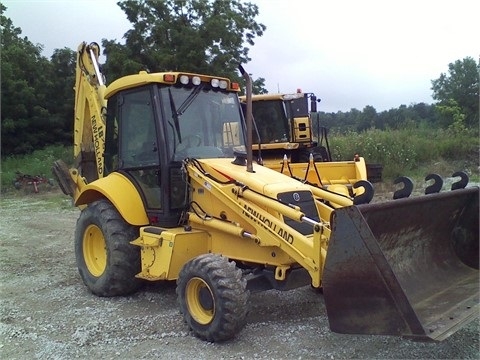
top-left (219, 80), bottom-right (228, 89)
top-left (192, 76), bottom-right (201, 85)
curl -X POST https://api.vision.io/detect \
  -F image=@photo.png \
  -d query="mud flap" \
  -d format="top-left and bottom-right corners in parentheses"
top-left (322, 187), bottom-right (479, 341)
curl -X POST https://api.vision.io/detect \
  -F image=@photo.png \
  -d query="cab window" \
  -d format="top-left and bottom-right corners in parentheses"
top-left (119, 89), bottom-right (159, 168)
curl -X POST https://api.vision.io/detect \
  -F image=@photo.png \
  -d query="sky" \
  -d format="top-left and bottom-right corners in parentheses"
top-left (3, 0), bottom-right (479, 112)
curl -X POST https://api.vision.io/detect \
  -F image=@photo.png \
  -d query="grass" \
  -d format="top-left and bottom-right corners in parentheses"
top-left (1, 126), bottom-right (478, 195)
top-left (1, 145), bottom-right (73, 194)
top-left (328, 126), bottom-right (479, 181)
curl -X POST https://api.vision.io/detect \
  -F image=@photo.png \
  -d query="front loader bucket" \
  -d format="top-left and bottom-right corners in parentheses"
top-left (322, 187), bottom-right (479, 341)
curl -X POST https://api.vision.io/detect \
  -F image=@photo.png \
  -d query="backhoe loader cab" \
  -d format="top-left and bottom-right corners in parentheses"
top-left (53, 42), bottom-right (478, 344)
top-left (101, 72), bottom-right (246, 227)
top-left (239, 92), bottom-right (371, 187)
top-left (240, 92), bottom-right (325, 163)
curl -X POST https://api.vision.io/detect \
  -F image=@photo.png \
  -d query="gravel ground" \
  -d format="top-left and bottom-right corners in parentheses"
top-left (0, 191), bottom-right (478, 359)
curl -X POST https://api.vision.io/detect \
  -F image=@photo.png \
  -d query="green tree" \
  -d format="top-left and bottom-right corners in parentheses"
top-left (357, 105), bottom-right (377, 131)
top-left (1, 4), bottom-right (56, 155)
top-left (47, 48), bottom-right (76, 143)
top-left (431, 57), bottom-right (479, 128)
top-left (2, 5), bottom-right (81, 156)
top-left (101, 0), bottom-right (266, 89)
top-left (436, 99), bottom-right (467, 134)
top-left (100, 40), bottom-right (143, 82)
top-left (252, 77), bottom-right (267, 94)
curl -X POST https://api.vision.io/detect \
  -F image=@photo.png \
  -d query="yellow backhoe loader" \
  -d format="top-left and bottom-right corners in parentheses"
top-left (239, 91), bottom-right (380, 189)
top-left (53, 42), bottom-right (479, 343)
top-left (240, 92), bottom-right (325, 163)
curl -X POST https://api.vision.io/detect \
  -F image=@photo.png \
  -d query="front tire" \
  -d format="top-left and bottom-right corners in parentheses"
top-left (176, 254), bottom-right (249, 342)
top-left (75, 199), bottom-right (142, 296)
top-left (298, 147), bottom-right (327, 163)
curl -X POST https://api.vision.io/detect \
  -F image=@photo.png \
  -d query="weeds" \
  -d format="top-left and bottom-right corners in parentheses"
top-left (1, 145), bottom-right (72, 193)
top-left (329, 127), bottom-right (479, 180)
top-left (1, 127), bottom-right (478, 194)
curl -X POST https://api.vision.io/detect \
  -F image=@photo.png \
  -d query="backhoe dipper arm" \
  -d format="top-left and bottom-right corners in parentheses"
top-left (73, 42), bottom-right (107, 182)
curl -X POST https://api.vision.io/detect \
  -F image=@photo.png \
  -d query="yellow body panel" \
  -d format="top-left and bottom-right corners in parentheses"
top-left (132, 227), bottom-right (210, 281)
top-left (292, 116), bottom-right (312, 142)
top-left (269, 157), bottom-right (368, 186)
top-left (131, 222), bottom-right (307, 281)
top-left (251, 142), bottom-right (300, 151)
top-left (75, 172), bottom-right (148, 226)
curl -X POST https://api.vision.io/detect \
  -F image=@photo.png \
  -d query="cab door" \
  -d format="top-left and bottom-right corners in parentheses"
top-left (104, 86), bottom-right (185, 227)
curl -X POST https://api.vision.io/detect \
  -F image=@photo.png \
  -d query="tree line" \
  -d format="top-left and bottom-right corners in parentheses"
top-left (1, 4), bottom-right (76, 155)
top-left (1, 1), bottom-right (478, 157)
top-left (317, 102), bottom-right (442, 133)
top-left (316, 57), bottom-right (479, 134)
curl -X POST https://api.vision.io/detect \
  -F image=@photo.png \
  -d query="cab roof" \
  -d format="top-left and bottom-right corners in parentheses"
top-left (105, 71), bottom-right (239, 99)
top-left (239, 93), bottom-right (305, 102)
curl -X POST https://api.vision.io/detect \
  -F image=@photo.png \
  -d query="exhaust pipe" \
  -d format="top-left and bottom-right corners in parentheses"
top-left (238, 65), bottom-right (254, 173)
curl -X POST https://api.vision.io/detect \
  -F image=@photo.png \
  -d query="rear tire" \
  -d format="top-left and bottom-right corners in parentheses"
top-left (75, 199), bottom-right (142, 296)
top-left (176, 254), bottom-right (249, 342)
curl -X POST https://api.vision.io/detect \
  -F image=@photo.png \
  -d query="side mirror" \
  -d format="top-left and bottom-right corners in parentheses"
top-left (310, 95), bottom-right (317, 112)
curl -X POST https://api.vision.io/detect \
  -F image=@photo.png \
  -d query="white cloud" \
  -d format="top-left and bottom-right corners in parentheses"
top-left (247, 0), bottom-right (479, 111)
top-left (3, 0), bottom-right (478, 112)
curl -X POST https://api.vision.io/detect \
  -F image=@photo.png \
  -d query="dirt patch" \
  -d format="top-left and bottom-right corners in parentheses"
top-left (1, 192), bottom-right (478, 359)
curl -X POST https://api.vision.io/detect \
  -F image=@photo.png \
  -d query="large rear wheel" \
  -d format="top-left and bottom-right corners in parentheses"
top-left (298, 147), bottom-right (328, 163)
top-left (176, 254), bottom-right (249, 342)
top-left (75, 199), bottom-right (142, 296)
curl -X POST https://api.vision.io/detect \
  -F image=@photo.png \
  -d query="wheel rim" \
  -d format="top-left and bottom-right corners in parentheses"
top-left (186, 277), bottom-right (215, 325)
top-left (82, 224), bottom-right (107, 277)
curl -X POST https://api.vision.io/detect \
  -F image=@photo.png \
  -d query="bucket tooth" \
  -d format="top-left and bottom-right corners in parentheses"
top-left (451, 171), bottom-right (469, 190)
top-left (424, 173), bottom-right (443, 194)
top-left (393, 176), bottom-right (413, 199)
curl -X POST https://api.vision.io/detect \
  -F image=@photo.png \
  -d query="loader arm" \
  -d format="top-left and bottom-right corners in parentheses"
top-left (52, 42), bottom-right (108, 200)
top-left (184, 158), bottom-right (328, 288)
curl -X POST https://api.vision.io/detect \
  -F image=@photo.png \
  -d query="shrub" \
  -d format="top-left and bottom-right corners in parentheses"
top-left (329, 127), bottom-right (478, 180)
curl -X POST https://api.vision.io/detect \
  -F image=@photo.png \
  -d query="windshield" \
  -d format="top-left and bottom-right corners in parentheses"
top-left (251, 100), bottom-right (289, 143)
top-left (286, 96), bottom-right (309, 118)
top-left (160, 85), bottom-right (245, 161)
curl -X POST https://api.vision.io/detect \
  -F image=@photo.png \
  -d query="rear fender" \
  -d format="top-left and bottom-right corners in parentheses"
top-left (75, 172), bottom-right (149, 226)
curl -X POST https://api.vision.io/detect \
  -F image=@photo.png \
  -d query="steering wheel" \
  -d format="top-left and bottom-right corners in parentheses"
top-left (176, 134), bottom-right (202, 152)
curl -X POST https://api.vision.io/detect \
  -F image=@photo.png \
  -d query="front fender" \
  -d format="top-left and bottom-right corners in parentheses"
top-left (75, 172), bottom-right (149, 226)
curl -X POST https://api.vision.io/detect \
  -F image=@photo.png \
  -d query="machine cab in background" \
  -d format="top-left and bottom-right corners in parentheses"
top-left (103, 73), bottom-right (246, 227)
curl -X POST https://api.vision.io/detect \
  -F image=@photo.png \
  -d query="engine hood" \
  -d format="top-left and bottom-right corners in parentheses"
top-left (192, 158), bottom-right (311, 197)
